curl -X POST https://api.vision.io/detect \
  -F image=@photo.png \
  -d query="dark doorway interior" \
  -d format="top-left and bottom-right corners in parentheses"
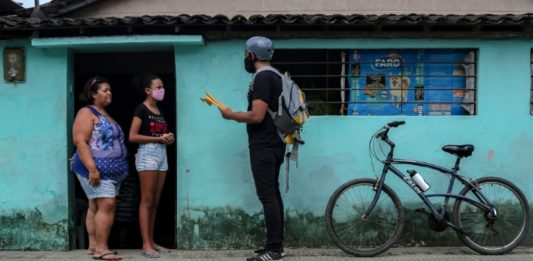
top-left (73, 51), bottom-right (177, 249)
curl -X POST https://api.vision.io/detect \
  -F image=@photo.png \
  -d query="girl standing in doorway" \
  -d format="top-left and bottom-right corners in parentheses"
top-left (129, 74), bottom-right (174, 258)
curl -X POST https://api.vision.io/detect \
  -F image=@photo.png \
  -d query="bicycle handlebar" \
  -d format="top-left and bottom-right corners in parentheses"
top-left (375, 121), bottom-right (406, 140)
top-left (387, 121), bottom-right (405, 128)
top-left (372, 121), bottom-right (406, 160)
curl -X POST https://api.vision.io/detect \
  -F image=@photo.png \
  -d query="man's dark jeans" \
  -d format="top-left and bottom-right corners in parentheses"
top-left (249, 145), bottom-right (286, 253)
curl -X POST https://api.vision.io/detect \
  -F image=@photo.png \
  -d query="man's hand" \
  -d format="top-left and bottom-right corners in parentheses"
top-left (219, 108), bottom-right (233, 120)
top-left (218, 100), bottom-right (267, 123)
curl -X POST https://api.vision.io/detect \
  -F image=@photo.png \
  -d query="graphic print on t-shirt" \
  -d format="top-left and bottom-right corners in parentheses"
top-left (134, 103), bottom-right (168, 137)
top-left (148, 114), bottom-right (167, 136)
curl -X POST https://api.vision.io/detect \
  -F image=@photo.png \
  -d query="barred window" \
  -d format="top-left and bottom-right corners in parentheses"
top-left (273, 49), bottom-right (477, 116)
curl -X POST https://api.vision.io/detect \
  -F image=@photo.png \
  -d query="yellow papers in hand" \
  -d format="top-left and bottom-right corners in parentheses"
top-left (200, 92), bottom-right (229, 110)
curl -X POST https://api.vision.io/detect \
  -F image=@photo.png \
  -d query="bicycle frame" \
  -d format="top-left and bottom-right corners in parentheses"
top-left (364, 129), bottom-right (497, 229)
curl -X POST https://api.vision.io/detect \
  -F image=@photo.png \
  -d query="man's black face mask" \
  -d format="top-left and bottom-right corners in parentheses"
top-left (244, 55), bottom-right (256, 73)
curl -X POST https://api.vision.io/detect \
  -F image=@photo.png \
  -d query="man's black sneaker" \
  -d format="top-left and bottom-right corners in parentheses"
top-left (246, 250), bottom-right (283, 261)
top-left (254, 248), bottom-right (286, 257)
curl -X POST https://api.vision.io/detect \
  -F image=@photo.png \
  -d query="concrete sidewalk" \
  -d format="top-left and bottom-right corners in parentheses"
top-left (1, 247), bottom-right (533, 261)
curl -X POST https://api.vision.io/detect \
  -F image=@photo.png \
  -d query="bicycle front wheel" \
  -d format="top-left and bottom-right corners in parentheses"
top-left (325, 178), bottom-right (404, 257)
top-left (453, 177), bottom-right (530, 255)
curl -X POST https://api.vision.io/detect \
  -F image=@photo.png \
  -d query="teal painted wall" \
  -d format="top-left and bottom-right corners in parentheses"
top-left (1, 36), bottom-right (532, 250)
top-left (0, 40), bottom-right (70, 250)
top-left (175, 39), bottom-right (533, 248)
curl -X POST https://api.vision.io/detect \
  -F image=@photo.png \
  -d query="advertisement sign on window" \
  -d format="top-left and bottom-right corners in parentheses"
top-left (347, 49), bottom-right (472, 116)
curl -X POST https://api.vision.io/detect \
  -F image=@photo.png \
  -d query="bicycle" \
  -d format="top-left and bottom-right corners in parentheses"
top-left (325, 121), bottom-right (530, 257)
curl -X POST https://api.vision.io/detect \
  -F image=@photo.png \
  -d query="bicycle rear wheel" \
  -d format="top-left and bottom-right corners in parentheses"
top-left (453, 176), bottom-right (530, 255)
top-left (325, 178), bottom-right (404, 257)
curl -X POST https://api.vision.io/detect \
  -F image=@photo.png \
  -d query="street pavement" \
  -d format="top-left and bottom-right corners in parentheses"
top-left (1, 247), bottom-right (532, 260)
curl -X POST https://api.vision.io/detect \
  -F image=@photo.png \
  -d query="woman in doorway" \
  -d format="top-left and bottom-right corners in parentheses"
top-left (129, 74), bottom-right (174, 258)
top-left (72, 76), bottom-right (128, 261)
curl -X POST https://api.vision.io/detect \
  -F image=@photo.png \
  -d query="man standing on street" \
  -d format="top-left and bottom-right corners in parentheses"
top-left (219, 36), bottom-right (286, 261)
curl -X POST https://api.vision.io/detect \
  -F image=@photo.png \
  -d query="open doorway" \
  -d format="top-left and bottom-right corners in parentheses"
top-left (72, 51), bottom-right (177, 249)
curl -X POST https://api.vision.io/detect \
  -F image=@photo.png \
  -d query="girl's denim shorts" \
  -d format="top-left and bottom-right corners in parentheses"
top-left (135, 143), bottom-right (168, 172)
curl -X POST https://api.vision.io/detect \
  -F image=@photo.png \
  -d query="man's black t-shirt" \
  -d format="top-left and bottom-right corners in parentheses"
top-left (133, 103), bottom-right (168, 137)
top-left (247, 70), bottom-right (284, 149)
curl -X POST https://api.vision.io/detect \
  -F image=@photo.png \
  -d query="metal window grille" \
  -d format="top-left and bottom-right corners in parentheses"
top-left (273, 49), bottom-right (477, 116)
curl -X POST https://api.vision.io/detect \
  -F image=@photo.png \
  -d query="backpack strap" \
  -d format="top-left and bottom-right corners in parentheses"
top-left (267, 95), bottom-right (283, 118)
top-left (251, 67), bottom-right (287, 144)
top-left (255, 66), bottom-right (284, 117)
top-left (252, 66), bottom-right (282, 91)
top-left (284, 131), bottom-right (305, 192)
top-left (284, 142), bottom-right (297, 192)
top-left (255, 65), bottom-right (282, 77)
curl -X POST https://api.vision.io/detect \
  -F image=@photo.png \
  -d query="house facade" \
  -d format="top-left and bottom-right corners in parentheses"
top-left (1, 0), bottom-right (533, 250)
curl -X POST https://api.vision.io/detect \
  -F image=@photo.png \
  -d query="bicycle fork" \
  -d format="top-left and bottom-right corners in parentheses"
top-left (362, 172), bottom-right (388, 220)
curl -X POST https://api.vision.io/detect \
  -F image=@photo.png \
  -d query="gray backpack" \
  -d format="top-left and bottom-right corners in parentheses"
top-left (252, 66), bottom-right (310, 191)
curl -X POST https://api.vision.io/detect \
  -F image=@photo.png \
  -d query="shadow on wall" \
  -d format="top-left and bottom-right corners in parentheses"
top-left (177, 205), bottom-right (533, 249)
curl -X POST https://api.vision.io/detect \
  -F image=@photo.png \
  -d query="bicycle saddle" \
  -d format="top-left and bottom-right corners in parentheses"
top-left (442, 145), bottom-right (474, 158)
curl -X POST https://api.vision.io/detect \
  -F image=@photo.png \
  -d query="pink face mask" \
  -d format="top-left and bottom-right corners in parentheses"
top-left (152, 89), bottom-right (165, 101)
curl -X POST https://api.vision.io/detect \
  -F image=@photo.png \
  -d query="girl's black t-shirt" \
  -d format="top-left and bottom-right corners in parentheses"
top-left (133, 103), bottom-right (168, 137)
